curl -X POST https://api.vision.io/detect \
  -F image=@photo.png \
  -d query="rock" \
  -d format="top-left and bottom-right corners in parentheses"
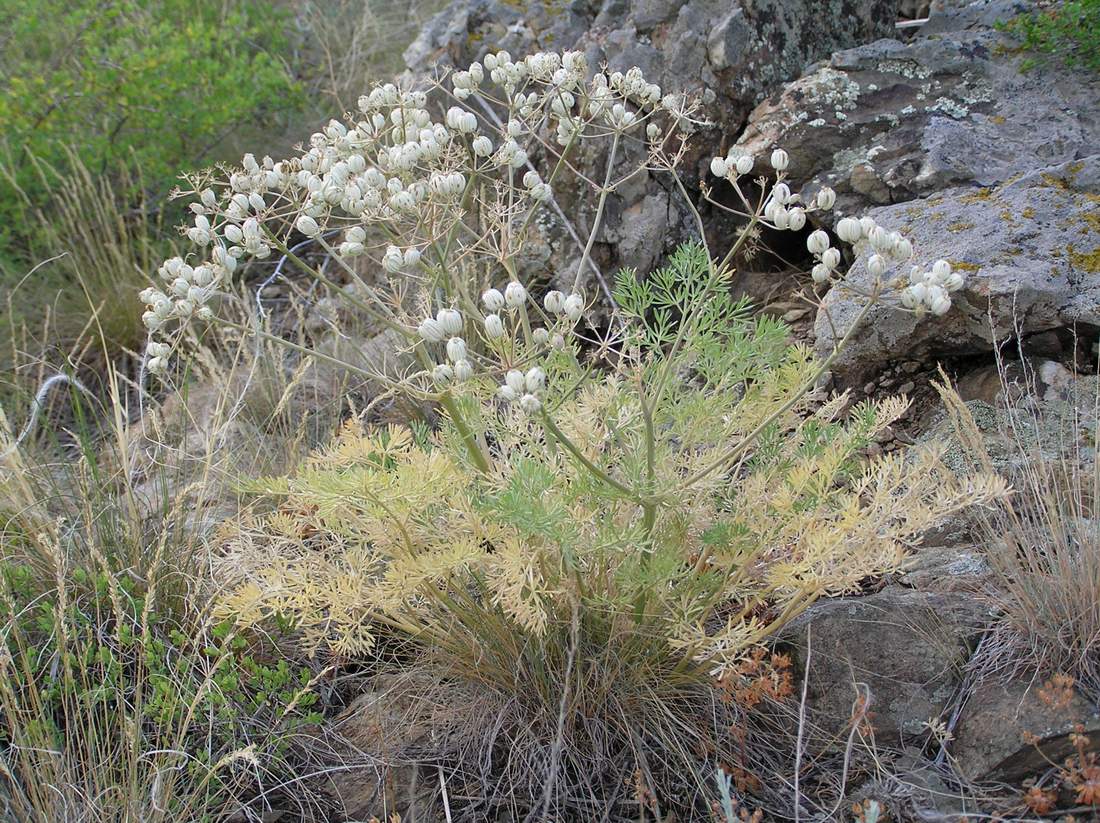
top-left (916, 373), bottom-right (1100, 475)
top-left (734, 0), bottom-right (1100, 220)
top-left (900, 545), bottom-right (992, 594)
top-left (404, 0), bottom-right (902, 284)
top-left (951, 678), bottom-right (1100, 782)
top-left (814, 156), bottom-right (1100, 384)
top-left (782, 586), bottom-right (992, 748)
top-left (318, 680), bottom-right (444, 821)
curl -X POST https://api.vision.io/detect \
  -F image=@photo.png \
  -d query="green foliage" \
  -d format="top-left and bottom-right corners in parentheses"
top-left (0, 0), bottom-right (301, 258)
top-left (998, 0), bottom-right (1100, 73)
top-left (0, 557), bottom-right (321, 821)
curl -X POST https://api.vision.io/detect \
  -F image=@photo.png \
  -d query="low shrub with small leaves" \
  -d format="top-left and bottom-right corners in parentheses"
top-left (0, 552), bottom-right (324, 821)
top-left (998, 0), bottom-right (1100, 73)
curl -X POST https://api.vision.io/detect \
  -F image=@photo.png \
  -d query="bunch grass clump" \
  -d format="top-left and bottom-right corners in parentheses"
top-left (939, 365), bottom-right (1100, 698)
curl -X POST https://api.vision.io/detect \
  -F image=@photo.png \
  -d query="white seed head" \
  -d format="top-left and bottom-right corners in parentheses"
top-left (525, 366), bottom-right (546, 393)
top-left (498, 385), bottom-right (518, 402)
top-left (519, 393), bottom-right (542, 414)
top-left (532, 327), bottom-right (550, 345)
top-left (453, 359), bottom-right (474, 381)
top-left (816, 187), bottom-right (836, 210)
top-left (484, 313), bottom-right (505, 339)
top-left (505, 281), bottom-right (528, 307)
top-left (770, 148), bottom-right (789, 171)
top-left (709, 156), bottom-right (730, 178)
top-left (446, 336), bottom-right (467, 363)
top-left (927, 285), bottom-right (951, 316)
top-left (787, 207), bottom-right (806, 232)
top-left (563, 293), bottom-right (584, 321)
top-left (505, 369), bottom-right (526, 394)
top-left (543, 290), bottom-right (565, 314)
top-left (472, 135), bottom-right (493, 157)
top-left (867, 253), bottom-right (888, 278)
top-left (296, 215), bottom-right (321, 237)
top-left (433, 363), bottom-right (454, 385)
top-left (418, 317), bottom-right (445, 342)
top-left (807, 230), bottom-right (831, 256)
top-left (437, 308), bottom-right (463, 336)
top-left (482, 288), bottom-right (506, 312)
top-left (383, 245), bottom-right (404, 273)
top-left (735, 154), bottom-right (754, 176)
top-left (835, 217), bottom-right (862, 244)
top-left (821, 248), bottom-right (841, 270)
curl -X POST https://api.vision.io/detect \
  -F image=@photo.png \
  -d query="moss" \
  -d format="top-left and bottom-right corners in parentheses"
top-left (949, 260), bottom-right (982, 273)
top-left (1082, 212), bottom-right (1100, 234)
top-left (1069, 245), bottom-right (1100, 273)
top-left (990, 114), bottom-right (1007, 125)
top-left (1022, 206), bottom-right (1036, 219)
top-left (948, 221), bottom-right (975, 233)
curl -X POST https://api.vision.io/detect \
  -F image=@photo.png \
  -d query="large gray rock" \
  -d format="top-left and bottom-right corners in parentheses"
top-left (783, 586), bottom-right (991, 748)
top-left (404, 0), bottom-right (901, 280)
top-left (734, 0), bottom-right (1100, 219)
top-left (814, 155), bottom-right (1100, 384)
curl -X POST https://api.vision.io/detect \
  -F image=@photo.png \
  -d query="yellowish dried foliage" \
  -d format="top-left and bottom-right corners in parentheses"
top-left (214, 247), bottom-right (1007, 677)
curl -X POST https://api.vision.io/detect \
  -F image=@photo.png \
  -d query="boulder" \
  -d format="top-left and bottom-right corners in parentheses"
top-left (404, 0), bottom-right (902, 282)
top-left (814, 155), bottom-right (1100, 384)
top-left (733, 0), bottom-right (1100, 219)
top-left (317, 680), bottom-right (444, 822)
top-left (951, 678), bottom-right (1100, 782)
top-left (783, 586), bottom-right (992, 748)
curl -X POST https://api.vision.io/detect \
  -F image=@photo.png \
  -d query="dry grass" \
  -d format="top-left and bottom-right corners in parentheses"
top-left (936, 357), bottom-right (1100, 698)
top-left (296, 0), bottom-right (448, 114)
top-left (0, 148), bottom-right (170, 366)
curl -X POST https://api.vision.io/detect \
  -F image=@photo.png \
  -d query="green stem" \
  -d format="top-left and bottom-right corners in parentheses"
top-left (539, 410), bottom-right (635, 497)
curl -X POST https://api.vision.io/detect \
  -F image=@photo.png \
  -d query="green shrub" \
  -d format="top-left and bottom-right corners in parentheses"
top-left (0, 0), bottom-right (302, 259)
top-left (999, 0), bottom-right (1100, 73)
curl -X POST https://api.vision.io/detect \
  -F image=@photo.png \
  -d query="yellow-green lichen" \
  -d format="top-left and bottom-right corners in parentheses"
top-left (960, 187), bottom-right (996, 204)
top-left (1069, 245), bottom-right (1100, 273)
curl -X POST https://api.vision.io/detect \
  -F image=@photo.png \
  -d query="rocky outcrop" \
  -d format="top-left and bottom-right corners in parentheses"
top-left (734, 0), bottom-right (1100, 219)
top-left (815, 155), bottom-right (1100, 383)
top-left (404, 0), bottom-right (902, 280)
top-left (729, 0), bottom-right (1100, 385)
